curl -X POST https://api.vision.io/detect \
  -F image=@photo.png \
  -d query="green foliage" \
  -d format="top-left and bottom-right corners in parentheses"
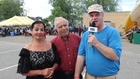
top-left (43, 18), bottom-right (51, 26)
top-left (49, 0), bottom-right (72, 20)
top-left (51, 6), bottom-right (68, 18)
top-left (0, 0), bottom-right (24, 21)
top-left (47, 0), bottom-right (121, 26)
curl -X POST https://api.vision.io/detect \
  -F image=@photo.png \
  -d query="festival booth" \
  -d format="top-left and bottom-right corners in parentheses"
top-left (124, 2), bottom-right (140, 44)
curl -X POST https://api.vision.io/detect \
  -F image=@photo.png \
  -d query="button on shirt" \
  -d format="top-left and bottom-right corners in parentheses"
top-left (51, 33), bottom-right (81, 72)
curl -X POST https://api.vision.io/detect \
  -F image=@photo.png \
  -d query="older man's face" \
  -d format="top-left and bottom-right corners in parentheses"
top-left (56, 19), bottom-right (69, 37)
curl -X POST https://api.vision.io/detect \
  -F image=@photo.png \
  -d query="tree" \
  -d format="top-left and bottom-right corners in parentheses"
top-left (49, 0), bottom-right (72, 20)
top-left (0, 0), bottom-right (24, 21)
top-left (47, 0), bottom-right (120, 26)
top-left (48, 0), bottom-right (73, 26)
top-left (72, 0), bottom-right (120, 13)
top-left (43, 18), bottom-right (51, 26)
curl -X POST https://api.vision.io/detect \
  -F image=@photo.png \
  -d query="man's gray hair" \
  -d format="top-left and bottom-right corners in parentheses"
top-left (54, 17), bottom-right (69, 28)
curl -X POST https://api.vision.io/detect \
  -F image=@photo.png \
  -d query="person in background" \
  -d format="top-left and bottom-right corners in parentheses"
top-left (51, 17), bottom-right (83, 79)
top-left (17, 21), bottom-right (60, 79)
top-left (83, 25), bottom-right (87, 33)
top-left (74, 4), bottom-right (122, 79)
top-left (78, 27), bottom-right (82, 36)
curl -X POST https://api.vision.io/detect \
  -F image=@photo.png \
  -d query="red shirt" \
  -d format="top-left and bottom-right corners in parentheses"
top-left (51, 33), bottom-right (81, 72)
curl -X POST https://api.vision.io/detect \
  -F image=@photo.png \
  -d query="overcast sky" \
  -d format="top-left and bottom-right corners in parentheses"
top-left (24, 0), bottom-right (138, 18)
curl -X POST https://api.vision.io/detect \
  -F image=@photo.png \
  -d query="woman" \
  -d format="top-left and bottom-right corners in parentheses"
top-left (17, 21), bottom-right (60, 79)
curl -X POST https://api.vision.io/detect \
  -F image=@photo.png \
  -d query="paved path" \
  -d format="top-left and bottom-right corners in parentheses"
top-left (118, 39), bottom-right (140, 79)
top-left (0, 35), bottom-right (140, 79)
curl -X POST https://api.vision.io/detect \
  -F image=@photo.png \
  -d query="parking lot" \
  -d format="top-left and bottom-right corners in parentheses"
top-left (0, 35), bottom-right (140, 79)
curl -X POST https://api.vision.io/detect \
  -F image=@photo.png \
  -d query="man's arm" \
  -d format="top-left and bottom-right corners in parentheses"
top-left (94, 42), bottom-right (119, 61)
top-left (74, 55), bottom-right (85, 79)
top-left (88, 30), bottom-right (122, 61)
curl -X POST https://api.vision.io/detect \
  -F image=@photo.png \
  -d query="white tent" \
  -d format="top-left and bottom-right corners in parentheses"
top-left (0, 16), bottom-right (34, 26)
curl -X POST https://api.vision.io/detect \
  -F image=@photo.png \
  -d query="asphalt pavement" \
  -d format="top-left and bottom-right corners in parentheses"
top-left (0, 35), bottom-right (140, 79)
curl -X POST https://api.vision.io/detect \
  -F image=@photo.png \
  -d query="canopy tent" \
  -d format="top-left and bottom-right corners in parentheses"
top-left (124, 14), bottom-right (136, 33)
top-left (124, 2), bottom-right (140, 34)
top-left (0, 16), bottom-right (34, 26)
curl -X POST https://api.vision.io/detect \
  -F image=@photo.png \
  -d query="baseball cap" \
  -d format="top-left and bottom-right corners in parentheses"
top-left (88, 4), bottom-right (103, 14)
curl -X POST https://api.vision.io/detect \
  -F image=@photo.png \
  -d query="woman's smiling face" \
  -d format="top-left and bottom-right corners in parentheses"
top-left (31, 23), bottom-right (45, 40)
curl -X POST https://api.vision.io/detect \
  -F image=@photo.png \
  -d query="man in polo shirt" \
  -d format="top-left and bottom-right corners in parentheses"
top-left (51, 17), bottom-right (83, 79)
top-left (74, 4), bottom-right (122, 79)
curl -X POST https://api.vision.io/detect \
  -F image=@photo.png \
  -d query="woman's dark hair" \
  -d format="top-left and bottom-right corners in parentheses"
top-left (30, 21), bottom-right (46, 30)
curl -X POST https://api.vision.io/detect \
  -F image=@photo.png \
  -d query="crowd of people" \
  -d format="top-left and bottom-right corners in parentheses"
top-left (0, 25), bottom-right (87, 37)
top-left (16, 4), bottom-right (122, 79)
top-left (0, 26), bottom-right (30, 37)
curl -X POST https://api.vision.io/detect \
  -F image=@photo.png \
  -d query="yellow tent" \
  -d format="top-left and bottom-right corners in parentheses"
top-left (0, 16), bottom-right (34, 26)
top-left (124, 2), bottom-right (140, 34)
top-left (124, 14), bottom-right (136, 33)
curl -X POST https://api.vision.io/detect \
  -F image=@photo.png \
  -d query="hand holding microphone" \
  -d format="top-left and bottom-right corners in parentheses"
top-left (88, 21), bottom-right (98, 47)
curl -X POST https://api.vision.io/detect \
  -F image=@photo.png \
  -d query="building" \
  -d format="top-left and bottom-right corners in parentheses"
top-left (83, 11), bottom-right (130, 34)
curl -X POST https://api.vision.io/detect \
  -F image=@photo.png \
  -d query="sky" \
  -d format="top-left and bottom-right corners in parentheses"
top-left (24, 0), bottom-right (139, 18)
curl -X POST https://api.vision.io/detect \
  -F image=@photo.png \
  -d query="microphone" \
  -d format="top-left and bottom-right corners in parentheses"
top-left (91, 21), bottom-right (96, 27)
top-left (88, 21), bottom-right (97, 33)
top-left (88, 21), bottom-right (97, 47)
